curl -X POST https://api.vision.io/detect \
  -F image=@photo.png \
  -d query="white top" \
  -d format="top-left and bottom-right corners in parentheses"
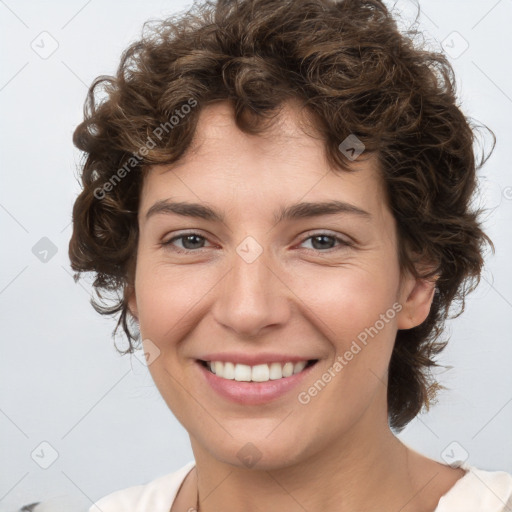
top-left (88, 459), bottom-right (512, 512)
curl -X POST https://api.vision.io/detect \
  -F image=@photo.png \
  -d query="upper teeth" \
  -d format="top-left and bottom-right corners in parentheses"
top-left (207, 361), bottom-right (309, 382)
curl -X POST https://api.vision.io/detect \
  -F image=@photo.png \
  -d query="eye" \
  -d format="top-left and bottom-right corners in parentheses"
top-left (299, 232), bottom-right (351, 252)
top-left (161, 231), bottom-right (352, 254)
top-left (161, 232), bottom-right (211, 253)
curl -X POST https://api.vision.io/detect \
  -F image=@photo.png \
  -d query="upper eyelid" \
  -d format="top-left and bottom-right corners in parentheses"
top-left (164, 230), bottom-right (215, 245)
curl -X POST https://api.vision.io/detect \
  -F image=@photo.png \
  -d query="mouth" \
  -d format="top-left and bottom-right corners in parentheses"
top-left (197, 359), bottom-right (318, 382)
top-left (195, 357), bottom-right (319, 405)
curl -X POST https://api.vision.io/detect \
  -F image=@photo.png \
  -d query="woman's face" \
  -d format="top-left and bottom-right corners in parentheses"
top-left (128, 100), bottom-right (434, 469)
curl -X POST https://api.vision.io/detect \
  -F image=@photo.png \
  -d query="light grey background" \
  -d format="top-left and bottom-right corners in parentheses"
top-left (1, 0), bottom-right (511, 510)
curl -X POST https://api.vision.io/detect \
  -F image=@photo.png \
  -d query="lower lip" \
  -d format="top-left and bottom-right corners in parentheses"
top-left (196, 360), bottom-right (318, 405)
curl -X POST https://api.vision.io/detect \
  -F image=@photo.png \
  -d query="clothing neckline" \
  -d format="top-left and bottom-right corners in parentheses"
top-left (433, 459), bottom-right (474, 511)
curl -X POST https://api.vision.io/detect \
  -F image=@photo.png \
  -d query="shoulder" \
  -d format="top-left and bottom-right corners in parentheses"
top-left (88, 460), bottom-right (196, 512)
top-left (436, 462), bottom-right (512, 512)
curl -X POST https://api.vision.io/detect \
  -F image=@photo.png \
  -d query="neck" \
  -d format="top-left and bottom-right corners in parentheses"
top-left (190, 417), bottom-right (427, 512)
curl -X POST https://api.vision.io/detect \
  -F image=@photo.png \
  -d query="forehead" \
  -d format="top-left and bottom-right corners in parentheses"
top-left (140, 100), bottom-right (389, 224)
top-left (178, 99), bottom-right (351, 172)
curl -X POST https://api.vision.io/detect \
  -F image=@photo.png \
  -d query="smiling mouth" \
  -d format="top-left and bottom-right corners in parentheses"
top-left (198, 359), bottom-right (318, 382)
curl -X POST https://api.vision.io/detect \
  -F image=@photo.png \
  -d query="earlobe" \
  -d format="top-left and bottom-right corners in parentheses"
top-left (396, 275), bottom-right (437, 330)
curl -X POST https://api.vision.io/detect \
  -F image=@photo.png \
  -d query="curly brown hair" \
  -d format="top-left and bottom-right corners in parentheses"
top-left (68, 0), bottom-right (494, 432)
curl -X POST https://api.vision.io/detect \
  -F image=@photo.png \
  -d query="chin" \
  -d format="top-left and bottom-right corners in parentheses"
top-left (200, 435), bottom-right (312, 472)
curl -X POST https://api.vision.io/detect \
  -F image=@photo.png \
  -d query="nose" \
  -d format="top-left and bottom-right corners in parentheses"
top-left (212, 247), bottom-right (291, 338)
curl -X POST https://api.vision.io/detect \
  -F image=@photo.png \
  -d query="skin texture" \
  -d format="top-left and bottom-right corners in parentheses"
top-left (128, 100), bottom-right (466, 512)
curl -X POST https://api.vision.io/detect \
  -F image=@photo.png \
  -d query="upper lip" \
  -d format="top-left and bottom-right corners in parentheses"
top-left (197, 352), bottom-right (318, 366)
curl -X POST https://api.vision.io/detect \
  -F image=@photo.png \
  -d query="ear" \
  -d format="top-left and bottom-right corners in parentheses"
top-left (396, 271), bottom-right (437, 330)
top-left (126, 284), bottom-right (139, 321)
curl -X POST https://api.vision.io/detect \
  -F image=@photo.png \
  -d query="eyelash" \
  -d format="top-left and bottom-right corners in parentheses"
top-left (161, 231), bottom-right (352, 254)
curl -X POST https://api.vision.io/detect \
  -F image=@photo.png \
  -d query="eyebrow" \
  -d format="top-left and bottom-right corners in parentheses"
top-left (144, 199), bottom-right (371, 223)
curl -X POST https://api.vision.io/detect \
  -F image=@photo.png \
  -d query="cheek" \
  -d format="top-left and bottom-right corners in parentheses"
top-left (293, 261), bottom-right (400, 333)
top-left (133, 258), bottom-right (208, 420)
top-left (288, 261), bottom-right (401, 376)
top-left (292, 268), bottom-right (400, 417)
top-left (134, 257), bottom-right (214, 341)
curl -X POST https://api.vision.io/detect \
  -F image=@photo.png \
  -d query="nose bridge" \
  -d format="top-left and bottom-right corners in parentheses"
top-left (213, 237), bottom-right (289, 337)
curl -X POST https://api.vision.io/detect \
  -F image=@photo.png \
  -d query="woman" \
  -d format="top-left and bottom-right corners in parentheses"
top-left (67, 0), bottom-right (512, 510)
